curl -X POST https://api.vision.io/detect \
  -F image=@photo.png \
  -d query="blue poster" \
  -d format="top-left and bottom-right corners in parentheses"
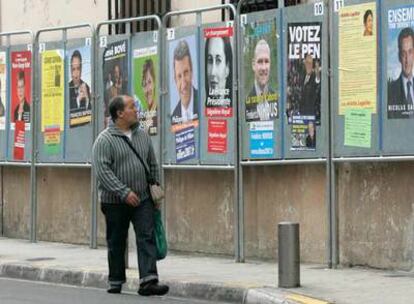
top-left (176, 126), bottom-right (196, 162)
top-left (249, 121), bottom-right (274, 158)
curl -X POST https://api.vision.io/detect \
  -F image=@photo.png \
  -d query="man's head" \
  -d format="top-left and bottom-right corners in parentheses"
top-left (109, 95), bottom-right (138, 126)
top-left (113, 64), bottom-right (121, 83)
top-left (173, 40), bottom-right (193, 108)
top-left (304, 53), bottom-right (314, 75)
top-left (363, 10), bottom-right (373, 35)
top-left (142, 59), bottom-right (156, 106)
top-left (252, 39), bottom-right (271, 90)
top-left (70, 50), bottom-right (82, 87)
top-left (17, 70), bottom-right (25, 102)
top-left (398, 27), bottom-right (414, 79)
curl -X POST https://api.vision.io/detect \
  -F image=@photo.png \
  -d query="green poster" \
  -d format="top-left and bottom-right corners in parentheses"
top-left (344, 108), bottom-right (371, 148)
top-left (133, 46), bottom-right (158, 136)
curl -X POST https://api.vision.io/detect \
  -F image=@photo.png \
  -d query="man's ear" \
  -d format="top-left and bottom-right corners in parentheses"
top-left (117, 109), bottom-right (123, 119)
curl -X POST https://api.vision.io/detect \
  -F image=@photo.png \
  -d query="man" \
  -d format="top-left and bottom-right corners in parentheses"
top-left (388, 27), bottom-right (414, 119)
top-left (299, 53), bottom-right (320, 118)
top-left (246, 39), bottom-right (277, 121)
top-left (69, 50), bottom-right (91, 112)
top-left (92, 95), bottom-right (169, 296)
top-left (14, 70), bottom-right (30, 122)
top-left (171, 39), bottom-right (199, 125)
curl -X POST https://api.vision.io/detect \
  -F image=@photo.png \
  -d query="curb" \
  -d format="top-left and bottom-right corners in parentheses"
top-left (0, 263), bottom-right (330, 304)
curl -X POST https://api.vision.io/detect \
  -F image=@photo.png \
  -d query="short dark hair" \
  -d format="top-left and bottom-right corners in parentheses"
top-left (173, 39), bottom-right (192, 74)
top-left (71, 50), bottom-right (82, 69)
top-left (109, 95), bottom-right (125, 122)
top-left (141, 59), bottom-right (155, 87)
top-left (18, 70), bottom-right (25, 84)
top-left (398, 27), bottom-right (414, 61)
top-left (204, 36), bottom-right (233, 97)
top-left (363, 10), bottom-right (373, 25)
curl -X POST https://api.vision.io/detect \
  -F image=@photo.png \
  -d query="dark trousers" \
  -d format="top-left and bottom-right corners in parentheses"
top-left (101, 198), bottom-right (158, 285)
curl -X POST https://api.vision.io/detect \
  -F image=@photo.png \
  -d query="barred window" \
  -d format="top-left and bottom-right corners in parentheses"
top-left (108, 0), bottom-right (171, 34)
top-left (224, 0), bottom-right (301, 16)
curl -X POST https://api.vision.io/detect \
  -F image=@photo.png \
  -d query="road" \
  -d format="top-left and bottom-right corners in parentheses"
top-left (0, 278), bottom-right (229, 304)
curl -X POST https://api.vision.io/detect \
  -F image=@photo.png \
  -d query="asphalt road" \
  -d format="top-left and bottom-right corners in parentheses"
top-left (0, 278), bottom-right (229, 304)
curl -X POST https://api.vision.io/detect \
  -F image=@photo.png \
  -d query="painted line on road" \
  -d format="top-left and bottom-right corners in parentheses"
top-left (286, 293), bottom-right (330, 304)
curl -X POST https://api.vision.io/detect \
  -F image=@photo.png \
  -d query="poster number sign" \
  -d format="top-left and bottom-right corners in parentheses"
top-left (334, 0), bottom-right (344, 12)
top-left (314, 2), bottom-right (324, 16)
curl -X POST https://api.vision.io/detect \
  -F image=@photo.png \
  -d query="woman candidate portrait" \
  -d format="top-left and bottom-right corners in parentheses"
top-left (138, 58), bottom-right (157, 135)
top-left (363, 10), bottom-right (373, 36)
top-left (204, 36), bottom-right (233, 106)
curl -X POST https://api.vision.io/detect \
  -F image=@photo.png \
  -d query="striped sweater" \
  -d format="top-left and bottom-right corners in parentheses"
top-left (92, 123), bottom-right (159, 204)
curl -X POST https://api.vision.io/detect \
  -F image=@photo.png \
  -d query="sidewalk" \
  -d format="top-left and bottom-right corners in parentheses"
top-left (0, 237), bottom-right (413, 304)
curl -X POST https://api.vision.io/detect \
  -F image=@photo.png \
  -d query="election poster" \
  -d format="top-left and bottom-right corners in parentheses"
top-left (207, 119), bottom-right (227, 154)
top-left (11, 51), bottom-right (31, 127)
top-left (41, 49), bottom-right (64, 155)
top-left (13, 121), bottom-right (25, 160)
top-left (249, 121), bottom-right (274, 158)
top-left (133, 46), bottom-right (158, 136)
top-left (0, 52), bottom-right (6, 130)
top-left (175, 126), bottom-right (196, 162)
top-left (204, 26), bottom-right (233, 118)
top-left (103, 40), bottom-right (129, 127)
top-left (291, 117), bottom-right (316, 151)
top-left (243, 18), bottom-right (279, 122)
top-left (387, 5), bottom-right (414, 119)
top-left (339, 3), bottom-right (377, 115)
top-left (286, 22), bottom-right (322, 126)
top-left (67, 46), bottom-right (92, 128)
top-left (169, 35), bottom-right (199, 132)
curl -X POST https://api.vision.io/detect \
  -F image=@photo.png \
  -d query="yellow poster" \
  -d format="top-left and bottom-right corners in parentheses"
top-left (339, 2), bottom-right (377, 114)
top-left (41, 50), bottom-right (64, 131)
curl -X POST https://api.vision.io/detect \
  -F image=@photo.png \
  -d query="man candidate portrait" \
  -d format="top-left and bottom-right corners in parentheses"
top-left (171, 39), bottom-right (199, 125)
top-left (388, 27), bottom-right (414, 119)
top-left (299, 53), bottom-right (320, 119)
top-left (246, 39), bottom-right (277, 121)
top-left (69, 50), bottom-right (91, 112)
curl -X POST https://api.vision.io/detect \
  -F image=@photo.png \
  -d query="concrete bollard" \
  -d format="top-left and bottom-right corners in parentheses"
top-left (278, 222), bottom-right (300, 288)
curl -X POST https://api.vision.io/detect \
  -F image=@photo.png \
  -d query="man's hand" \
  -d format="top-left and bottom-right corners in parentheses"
top-left (125, 191), bottom-right (140, 207)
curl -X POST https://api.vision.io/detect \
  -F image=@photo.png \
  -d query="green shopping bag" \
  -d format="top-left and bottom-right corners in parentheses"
top-left (154, 209), bottom-right (167, 260)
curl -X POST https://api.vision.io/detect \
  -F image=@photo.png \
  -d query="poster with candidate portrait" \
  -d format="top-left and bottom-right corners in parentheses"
top-left (67, 46), bottom-right (92, 128)
top-left (286, 22), bottom-right (322, 126)
top-left (387, 5), bottom-right (414, 119)
top-left (169, 34), bottom-right (199, 132)
top-left (291, 117), bottom-right (316, 151)
top-left (103, 40), bottom-right (129, 127)
top-left (204, 27), bottom-right (233, 118)
top-left (11, 51), bottom-right (31, 126)
top-left (133, 46), bottom-right (158, 136)
top-left (243, 19), bottom-right (278, 122)
top-left (0, 52), bottom-right (6, 130)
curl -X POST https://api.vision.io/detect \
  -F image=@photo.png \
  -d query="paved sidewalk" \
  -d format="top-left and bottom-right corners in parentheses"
top-left (0, 237), bottom-right (413, 304)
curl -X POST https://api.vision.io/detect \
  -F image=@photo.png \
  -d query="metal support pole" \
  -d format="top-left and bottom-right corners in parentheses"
top-left (163, 3), bottom-right (239, 261)
top-left (278, 222), bottom-right (300, 288)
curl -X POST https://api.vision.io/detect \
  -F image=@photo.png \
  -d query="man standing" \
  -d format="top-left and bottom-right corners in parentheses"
top-left (92, 95), bottom-right (168, 296)
top-left (246, 39), bottom-right (277, 121)
top-left (69, 50), bottom-right (91, 112)
top-left (300, 53), bottom-right (320, 118)
top-left (388, 27), bottom-right (414, 119)
top-left (171, 39), bottom-right (199, 125)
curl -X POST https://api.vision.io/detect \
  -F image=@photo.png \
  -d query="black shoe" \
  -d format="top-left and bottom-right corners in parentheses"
top-left (107, 284), bottom-right (122, 294)
top-left (138, 282), bottom-right (169, 296)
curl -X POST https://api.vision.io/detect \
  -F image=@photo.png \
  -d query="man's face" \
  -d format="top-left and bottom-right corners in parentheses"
top-left (71, 57), bottom-right (82, 87)
top-left (143, 70), bottom-right (154, 105)
top-left (400, 36), bottom-right (414, 78)
top-left (305, 55), bottom-right (313, 75)
top-left (119, 96), bottom-right (138, 126)
top-left (17, 79), bottom-right (25, 102)
top-left (114, 65), bottom-right (121, 82)
top-left (207, 38), bottom-right (229, 91)
top-left (174, 56), bottom-right (193, 106)
top-left (252, 43), bottom-right (271, 89)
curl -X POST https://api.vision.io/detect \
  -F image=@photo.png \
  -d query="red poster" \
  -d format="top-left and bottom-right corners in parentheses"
top-left (207, 119), bottom-right (227, 154)
top-left (11, 51), bottom-right (31, 124)
top-left (13, 120), bottom-right (25, 160)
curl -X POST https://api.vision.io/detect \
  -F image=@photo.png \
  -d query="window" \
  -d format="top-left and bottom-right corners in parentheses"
top-left (108, 0), bottom-right (171, 34)
top-left (223, 0), bottom-right (301, 16)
